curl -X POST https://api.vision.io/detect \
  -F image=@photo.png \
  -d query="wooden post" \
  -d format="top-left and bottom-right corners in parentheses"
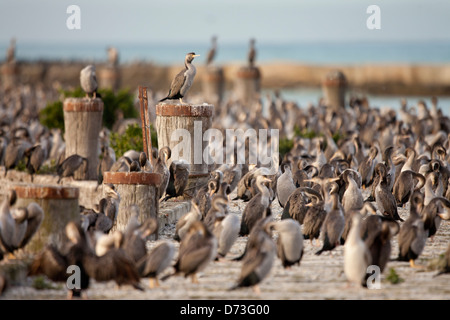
top-left (63, 97), bottom-right (104, 180)
top-left (103, 172), bottom-right (161, 239)
top-left (138, 86), bottom-right (153, 163)
top-left (155, 103), bottom-right (214, 197)
top-left (234, 66), bottom-right (261, 105)
top-left (322, 69), bottom-right (347, 111)
top-left (138, 86), bottom-right (149, 160)
top-left (202, 66), bottom-right (225, 110)
top-left (13, 184), bottom-right (80, 254)
top-left (0, 62), bottom-right (19, 91)
top-left (98, 66), bottom-right (120, 92)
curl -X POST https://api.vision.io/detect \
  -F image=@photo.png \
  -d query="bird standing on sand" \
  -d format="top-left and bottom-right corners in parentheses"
top-left (270, 219), bottom-right (304, 269)
top-left (162, 221), bottom-right (217, 284)
top-left (137, 241), bottom-right (176, 288)
top-left (230, 217), bottom-right (276, 295)
top-left (344, 213), bottom-right (372, 287)
top-left (240, 175), bottom-right (272, 236)
top-left (397, 191), bottom-right (427, 268)
top-left (315, 185), bottom-right (345, 256)
top-left (213, 212), bottom-right (240, 260)
top-left (159, 52), bottom-right (200, 105)
top-left (173, 198), bottom-right (202, 242)
top-left (276, 163), bottom-right (297, 208)
top-left (80, 65), bottom-right (98, 99)
top-left (374, 163), bottom-right (403, 222)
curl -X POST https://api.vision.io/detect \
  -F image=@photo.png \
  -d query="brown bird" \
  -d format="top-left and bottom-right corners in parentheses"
top-left (56, 154), bottom-right (88, 184)
top-left (393, 170), bottom-right (426, 207)
top-left (374, 163), bottom-right (404, 222)
top-left (154, 146), bottom-right (171, 200)
top-left (163, 159), bottom-right (190, 201)
top-left (240, 175), bottom-right (272, 236)
top-left (161, 221), bottom-right (217, 284)
top-left (65, 222), bottom-right (144, 290)
top-left (270, 219), bottom-right (304, 269)
top-left (24, 144), bottom-right (45, 182)
top-left (396, 191), bottom-right (427, 268)
top-left (230, 217), bottom-right (276, 295)
top-left (315, 185), bottom-right (345, 256)
top-left (137, 241), bottom-right (176, 288)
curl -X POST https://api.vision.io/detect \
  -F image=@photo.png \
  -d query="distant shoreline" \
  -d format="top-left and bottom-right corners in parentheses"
top-left (2, 60), bottom-right (450, 96)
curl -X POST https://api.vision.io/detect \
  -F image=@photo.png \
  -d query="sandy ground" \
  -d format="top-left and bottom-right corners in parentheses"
top-left (1, 188), bottom-right (449, 301)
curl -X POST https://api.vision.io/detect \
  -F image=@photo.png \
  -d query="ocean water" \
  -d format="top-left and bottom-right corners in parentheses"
top-left (1, 40), bottom-right (449, 116)
top-left (266, 87), bottom-right (450, 117)
top-left (2, 41), bottom-right (450, 65)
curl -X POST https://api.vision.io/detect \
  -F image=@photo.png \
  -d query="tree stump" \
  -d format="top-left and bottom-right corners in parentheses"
top-left (234, 66), bottom-right (261, 105)
top-left (12, 184), bottom-right (80, 255)
top-left (155, 103), bottom-right (214, 198)
top-left (103, 172), bottom-right (161, 240)
top-left (63, 97), bottom-right (103, 180)
top-left (322, 69), bottom-right (347, 111)
top-left (98, 66), bottom-right (120, 92)
top-left (202, 66), bottom-right (225, 109)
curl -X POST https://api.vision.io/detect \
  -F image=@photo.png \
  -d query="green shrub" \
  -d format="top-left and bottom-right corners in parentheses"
top-left (38, 87), bottom-right (138, 132)
top-left (294, 126), bottom-right (317, 139)
top-left (100, 88), bottom-right (138, 130)
top-left (279, 137), bottom-right (294, 160)
top-left (39, 100), bottom-right (64, 132)
top-left (386, 268), bottom-right (404, 285)
top-left (32, 275), bottom-right (61, 290)
top-left (109, 123), bottom-right (157, 158)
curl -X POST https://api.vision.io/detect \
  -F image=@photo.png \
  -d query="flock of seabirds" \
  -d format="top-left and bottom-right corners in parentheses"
top-left (1, 37), bottom-right (450, 299)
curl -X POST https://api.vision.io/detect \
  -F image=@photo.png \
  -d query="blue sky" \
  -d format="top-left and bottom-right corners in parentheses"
top-left (1, 0), bottom-right (450, 45)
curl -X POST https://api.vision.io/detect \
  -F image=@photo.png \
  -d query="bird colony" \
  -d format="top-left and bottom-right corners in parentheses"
top-left (1, 50), bottom-right (450, 300)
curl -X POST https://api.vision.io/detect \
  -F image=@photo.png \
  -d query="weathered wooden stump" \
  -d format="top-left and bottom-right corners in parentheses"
top-left (98, 66), bottom-right (120, 92)
top-left (103, 172), bottom-right (161, 239)
top-left (12, 184), bottom-right (80, 255)
top-left (234, 66), bottom-right (261, 105)
top-left (322, 69), bottom-right (347, 111)
top-left (155, 103), bottom-right (214, 197)
top-left (202, 66), bottom-right (225, 108)
top-left (0, 63), bottom-right (19, 90)
top-left (63, 97), bottom-right (104, 180)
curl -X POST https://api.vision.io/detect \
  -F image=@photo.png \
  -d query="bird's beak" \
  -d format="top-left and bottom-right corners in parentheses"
top-left (194, 54), bottom-right (200, 57)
